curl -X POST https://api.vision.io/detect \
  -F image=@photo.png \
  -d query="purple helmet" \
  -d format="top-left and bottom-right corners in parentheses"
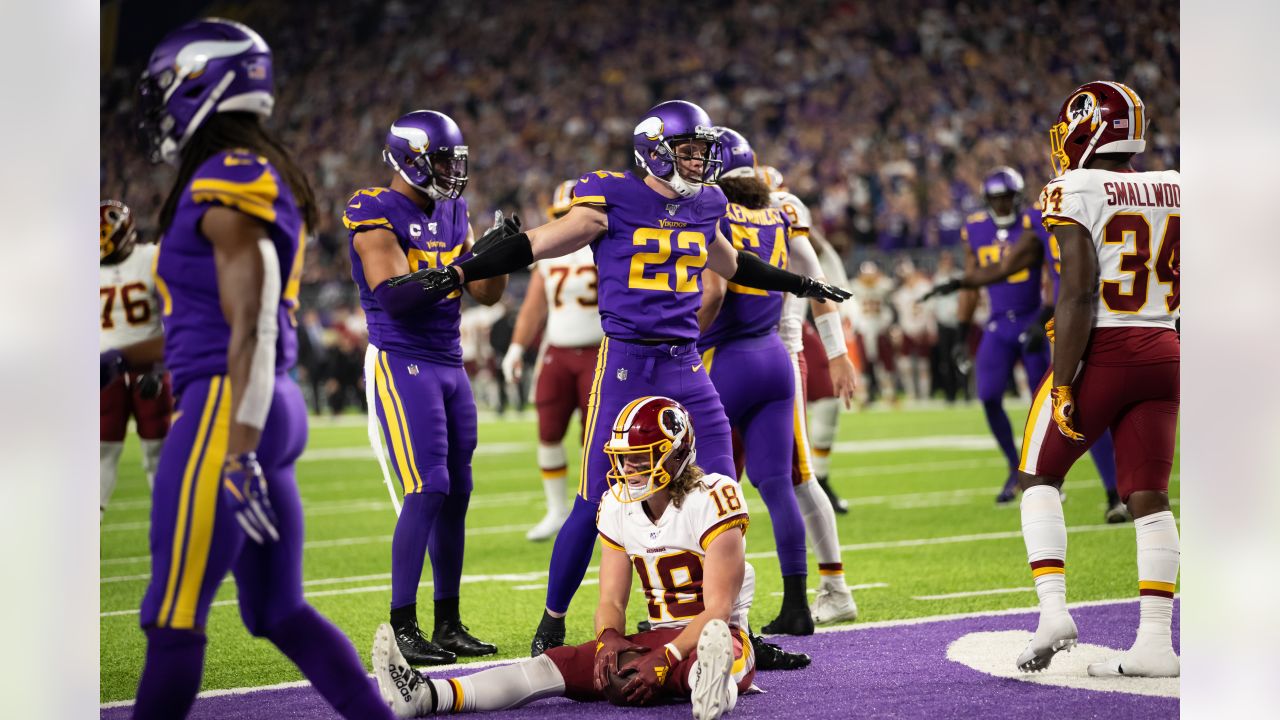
top-left (713, 127), bottom-right (756, 179)
top-left (136, 18), bottom-right (274, 164)
top-left (632, 100), bottom-right (722, 198)
top-left (382, 110), bottom-right (469, 201)
top-left (981, 166), bottom-right (1025, 226)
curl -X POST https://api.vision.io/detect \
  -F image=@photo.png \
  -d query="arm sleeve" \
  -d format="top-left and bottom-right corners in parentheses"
top-left (729, 248), bottom-right (806, 293)
top-left (787, 232), bottom-right (825, 279)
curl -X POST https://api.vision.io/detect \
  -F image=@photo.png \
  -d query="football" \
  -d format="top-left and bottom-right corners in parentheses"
top-left (602, 649), bottom-right (653, 707)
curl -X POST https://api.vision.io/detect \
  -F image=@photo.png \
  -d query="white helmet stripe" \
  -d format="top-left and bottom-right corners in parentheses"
top-left (1100, 81), bottom-right (1136, 141)
top-left (390, 124), bottom-right (431, 153)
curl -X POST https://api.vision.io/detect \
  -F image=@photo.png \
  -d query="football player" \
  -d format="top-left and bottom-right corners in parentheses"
top-left (373, 397), bottom-right (754, 719)
top-left (922, 167), bottom-right (1127, 522)
top-left (99, 200), bottom-right (171, 519)
top-left (503, 180), bottom-right (604, 541)
top-left (386, 100), bottom-right (849, 656)
top-left (699, 133), bottom-right (858, 633)
top-left (131, 18), bottom-right (395, 719)
top-left (1014, 82), bottom-right (1180, 678)
top-left (345, 110), bottom-right (508, 665)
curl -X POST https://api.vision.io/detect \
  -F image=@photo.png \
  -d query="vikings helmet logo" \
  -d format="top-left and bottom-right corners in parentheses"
top-left (635, 116), bottom-right (664, 142)
top-left (390, 124), bottom-right (431, 154)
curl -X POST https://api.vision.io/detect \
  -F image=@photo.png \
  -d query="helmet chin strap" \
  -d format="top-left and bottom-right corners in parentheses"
top-left (651, 168), bottom-right (701, 199)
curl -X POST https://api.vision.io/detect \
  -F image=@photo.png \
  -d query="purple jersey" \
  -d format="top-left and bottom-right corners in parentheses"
top-left (700, 203), bottom-right (791, 348)
top-left (571, 171), bottom-right (727, 342)
top-left (154, 149), bottom-right (304, 394)
top-left (962, 209), bottom-right (1049, 316)
top-left (345, 187), bottom-right (471, 366)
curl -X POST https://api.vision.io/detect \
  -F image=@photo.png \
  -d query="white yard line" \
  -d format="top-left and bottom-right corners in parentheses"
top-left (770, 582), bottom-right (890, 596)
top-left (913, 587), bottom-right (1035, 601)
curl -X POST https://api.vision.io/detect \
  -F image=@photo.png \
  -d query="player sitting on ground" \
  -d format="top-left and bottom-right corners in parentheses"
top-left (373, 396), bottom-right (760, 719)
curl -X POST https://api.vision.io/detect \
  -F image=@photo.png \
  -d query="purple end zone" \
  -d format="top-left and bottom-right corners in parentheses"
top-left (101, 600), bottom-right (1179, 719)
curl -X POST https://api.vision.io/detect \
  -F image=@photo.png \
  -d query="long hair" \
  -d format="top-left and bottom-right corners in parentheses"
top-left (718, 175), bottom-right (772, 210)
top-left (667, 463), bottom-right (708, 509)
top-left (158, 112), bottom-right (317, 232)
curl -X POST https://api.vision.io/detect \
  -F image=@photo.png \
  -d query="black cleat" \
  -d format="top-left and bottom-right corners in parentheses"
top-left (816, 475), bottom-right (848, 514)
top-left (750, 633), bottom-right (811, 670)
top-left (636, 620), bottom-right (653, 633)
top-left (761, 605), bottom-right (815, 636)
top-left (433, 619), bottom-right (497, 657)
top-left (393, 621), bottom-right (457, 666)
top-left (530, 611), bottom-right (566, 657)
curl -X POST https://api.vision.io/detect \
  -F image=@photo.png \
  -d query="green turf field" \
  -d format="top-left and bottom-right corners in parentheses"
top-left (99, 401), bottom-right (1179, 703)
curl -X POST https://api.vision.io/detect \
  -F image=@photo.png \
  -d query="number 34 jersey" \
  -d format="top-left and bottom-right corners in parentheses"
top-left (100, 243), bottom-right (162, 352)
top-left (1040, 168), bottom-right (1180, 330)
top-left (596, 473), bottom-right (752, 630)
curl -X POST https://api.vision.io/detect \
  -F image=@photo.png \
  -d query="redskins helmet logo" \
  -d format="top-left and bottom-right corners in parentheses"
top-left (658, 406), bottom-right (686, 439)
top-left (1066, 91), bottom-right (1099, 131)
top-left (635, 116), bottom-right (664, 142)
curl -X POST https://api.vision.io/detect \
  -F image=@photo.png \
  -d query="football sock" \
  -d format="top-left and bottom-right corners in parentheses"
top-left (537, 444), bottom-right (569, 515)
top-left (1021, 485), bottom-right (1068, 614)
top-left (132, 626), bottom-right (206, 720)
top-left (982, 399), bottom-right (1020, 468)
top-left (390, 603), bottom-right (418, 629)
top-left (434, 597), bottom-right (460, 629)
top-left (429, 491), bottom-right (470, 600)
top-left (140, 438), bottom-right (164, 490)
top-left (537, 609), bottom-right (566, 635)
top-left (545, 496), bottom-right (599, 614)
top-left (392, 491), bottom-right (446, 611)
top-left (100, 441), bottom-right (124, 516)
top-left (808, 397), bottom-right (840, 474)
top-left (794, 479), bottom-right (845, 584)
top-left (1135, 511), bottom-right (1179, 644)
top-left (423, 655), bottom-right (565, 712)
top-left (756, 476), bottom-right (808, 577)
top-left (267, 604), bottom-right (394, 719)
top-left (781, 574), bottom-right (809, 610)
top-left (1089, 430), bottom-right (1119, 493)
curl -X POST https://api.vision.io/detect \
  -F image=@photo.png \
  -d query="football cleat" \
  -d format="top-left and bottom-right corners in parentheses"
top-left (393, 620), bottom-right (456, 666)
top-left (810, 586), bottom-right (858, 625)
top-left (690, 619), bottom-right (737, 720)
top-left (373, 623), bottom-right (431, 719)
top-left (530, 613), bottom-right (566, 657)
top-left (1016, 611), bottom-right (1078, 672)
top-left (525, 507), bottom-right (570, 542)
top-left (433, 619), bottom-right (497, 657)
top-left (1087, 642), bottom-right (1180, 677)
top-left (637, 620), bottom-right (653, 633)
top-left (750, 634), bottom-right (811, 671)
top-left (816, 475), bottom-right (848, 514)
top-left (760, 605), bottom-right (814, 636)
top-left (995, 472), bottom-right (1019, 505)
top-left (1105, 501), bottom-right (1133, 524)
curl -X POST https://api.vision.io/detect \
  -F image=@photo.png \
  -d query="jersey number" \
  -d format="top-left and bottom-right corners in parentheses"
top-left (627, 229), bottom-right (706, 293)
top-left (632, 551), bottom-right (705, 621)
top-left (1101, 213), bottom-right (1179, 313)
top-left (547, 265), bottom-right (598, 308)
top-left (708, 484), bottom-right (742, 518)
top-left (409, 247), bottom-right (464, 299)
top-left (100, 282), bottom-right (152, 330)
top-left (727, 224), bottom-right (788, 295)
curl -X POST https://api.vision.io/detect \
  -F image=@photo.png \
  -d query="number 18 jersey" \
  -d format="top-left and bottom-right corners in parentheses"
top-left (1040, 169), bottom-right (1180, 330)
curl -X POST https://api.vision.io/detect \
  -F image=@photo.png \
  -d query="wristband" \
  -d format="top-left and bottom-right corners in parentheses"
top-left (814, 311), bottom-right (847, 359)
top-left (663, 642), bottom-right (683, 662)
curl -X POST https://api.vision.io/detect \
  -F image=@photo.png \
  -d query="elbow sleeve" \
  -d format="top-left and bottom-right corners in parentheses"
top-left (729, 250), bottom-right (804, 293)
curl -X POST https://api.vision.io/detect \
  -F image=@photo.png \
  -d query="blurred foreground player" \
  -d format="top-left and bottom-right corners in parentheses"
top-left (503, 180), bottom-right (603, 541)
top-left (100, 200), bottom-right (171, 518)
top-left (132, 18), bottom-right (394, 719)
top-left (1015, 82), bottom-right (1180, 677)
top-left (374, 397), bottom-right (754, 719)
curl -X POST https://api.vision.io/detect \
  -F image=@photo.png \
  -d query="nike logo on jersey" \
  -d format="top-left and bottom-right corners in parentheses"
top-left (350, 202), bottom-right (362, 209)
top-left (692, 363), bottom-right (703, 372)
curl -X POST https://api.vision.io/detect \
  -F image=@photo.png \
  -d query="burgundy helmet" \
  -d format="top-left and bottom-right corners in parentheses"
top-left (603, 396), bottom-right (696, 503)
top-left (100, 200), bottom-right (138, 265)
top-left (1049, 81), bottom-right (1148, 177)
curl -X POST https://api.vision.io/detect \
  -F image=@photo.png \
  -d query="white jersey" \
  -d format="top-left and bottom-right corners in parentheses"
top-left (536, 245), bottom-right (603, 348)
top-left (99, 244), bottom-right (162, 352)
top-left (772, 192), bottom-right (814, 353)
top-left (597, 473), bottom-right (753, 630)
top-left (1040, 168), bottom-right (1180, 329)
top-left (771, 190), bottom-right (813, 233)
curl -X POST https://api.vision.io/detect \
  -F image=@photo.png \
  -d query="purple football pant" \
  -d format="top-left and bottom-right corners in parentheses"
top-left (704, 334), bottom-right (807, 577)
top-left (134, 375), bottom-right (391, 720)
top-left (370, 348), bottom-right (476, 609)
top-left (976, 312), bottom-right (1051, 469)
top-left (545, 337), bottom-right (734, 614)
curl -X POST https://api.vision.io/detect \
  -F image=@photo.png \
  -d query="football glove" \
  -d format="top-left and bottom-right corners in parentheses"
top-left (136, 371), bottom-right (164, 400)
top-left (592, 628), bottom-right (646, 694)
top-left (618, 644), bottom-right (678, 705)
top-left (221, 452), bottom-right (280, 544)
top-left (1044, 317), bottom-right (1055, 344)
top-left (1050, 385), bottom-right (1085, 444)
top-left (795, 276), bottom-right (853, 303)
top-left (101, 349), bottom-right (125, 389)
top-left (472, 210), bottom-right (522, 256)
top-left (921, 278), bottom-right (963, 301)
top-left (385, 265), bottom-right (463, 303)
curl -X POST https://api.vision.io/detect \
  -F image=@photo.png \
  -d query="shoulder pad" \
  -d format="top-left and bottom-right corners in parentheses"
top-left (342, 187), bottom-right (395, 232)
top-left (189, 150), bottom-right (280, 223)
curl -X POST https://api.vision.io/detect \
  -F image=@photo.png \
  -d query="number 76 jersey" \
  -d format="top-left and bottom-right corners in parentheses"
top-left (596, 473), bottom-right (752, 631)
top-left (100, 243), bottom-right (162, 352)
top-left (1040, 168), bottom-right (1180, 329)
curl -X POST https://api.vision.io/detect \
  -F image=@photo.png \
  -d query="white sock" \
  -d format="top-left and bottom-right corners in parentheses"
top-left (101, 442), bottom-right (124, 516)
top-left (1135, 510), bottom-right (1179, 644)
top-left (809, 397), bottom-right (839, 477)
top-left (427, 655), bottom-right (565, 713)
top-left (140, 438), bottom-right (164, 491)
top-left (1021, 485), bottom-right (1067, 613)
top-left (795, 480), bottom-right (845, 586)
top-left (537, 444), bottom-right (568, 514)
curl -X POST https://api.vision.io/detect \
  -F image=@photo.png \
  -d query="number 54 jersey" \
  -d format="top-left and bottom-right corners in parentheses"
top-left (1040, 168), bottom-right (1180, 329)
top-left (596, 473), bottom-right (753, 631)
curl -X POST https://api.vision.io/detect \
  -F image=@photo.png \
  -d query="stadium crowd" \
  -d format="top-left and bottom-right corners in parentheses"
top-left (100, 0), bottom-right (1178, 413)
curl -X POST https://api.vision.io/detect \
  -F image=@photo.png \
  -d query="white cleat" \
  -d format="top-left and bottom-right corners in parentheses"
top-left (691, 619), bottom-right (738, 720)
top-left (1087, 643), bottom-right (1180, 677)
top-left (373, 622), bottom-right (430, 718)
top-left (1016, 611), bottom-right (1078, 672)
top-left (810, 587), bottom-right (858, 624)
top-left (525, 508), bottom-right (570, 541)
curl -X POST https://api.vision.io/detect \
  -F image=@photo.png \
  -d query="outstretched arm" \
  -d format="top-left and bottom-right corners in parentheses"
top-left (706, 227), bottom-right (850, 302)
top-left (463, 223), bottom-right (508, 305)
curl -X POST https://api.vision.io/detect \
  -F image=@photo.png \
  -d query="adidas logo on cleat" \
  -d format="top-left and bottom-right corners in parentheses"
top-left (390, 664), bottom-right (418, 704)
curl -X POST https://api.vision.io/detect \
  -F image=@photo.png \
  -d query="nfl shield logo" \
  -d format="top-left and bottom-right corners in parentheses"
top-left (666, 203), bottom-right (679, 216)
top-left (408, 364), bottom-right (420, 376)
top-left (616, 368), bottom-right (628, 381)
top-left (428, 222), bottom-right (438, 234)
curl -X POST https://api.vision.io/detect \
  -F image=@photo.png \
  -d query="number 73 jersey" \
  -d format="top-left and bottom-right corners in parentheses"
top-left (596, 473), bottom-right (752, 631)
top-left (1040, 168), bottom-right (1180, 329)
top-left (100, 243), bottom-right (162, 352)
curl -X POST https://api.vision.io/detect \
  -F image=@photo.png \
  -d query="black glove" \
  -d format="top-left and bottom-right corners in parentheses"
top-left (1020, 306), bottom-right (1055, 354)
top-left (922, 278), bottom-right (963, 301)
top-left (137, 371), bottom-right (165, 400)
top-left (385, 265), bottom-right (463, 303)
top-left (472, 211), bottom-right (522, 256)
top-left (952, 321), bottom-right (974, 375)
top-left (795, 276), bottom-right (853, 303)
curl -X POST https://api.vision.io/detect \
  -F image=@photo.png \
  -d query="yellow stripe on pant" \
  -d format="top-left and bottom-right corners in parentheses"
top-left (376, 351), bottom-right (424, 493)
top-left (790, 355), bottom-right (814, 483)
top-left (158, 376), bottom-right (230, 629)
top-left (701, 346), bottom-right (716, 373)
top-left (1018, 374), bottom-right (1054, 472)
top-left (578, 338), bottom-right (610, 499)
